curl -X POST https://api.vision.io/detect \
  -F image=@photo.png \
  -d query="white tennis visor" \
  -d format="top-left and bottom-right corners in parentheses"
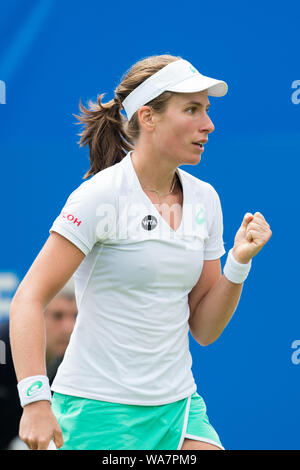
top-left (122, 59), bottom-right (228, 121)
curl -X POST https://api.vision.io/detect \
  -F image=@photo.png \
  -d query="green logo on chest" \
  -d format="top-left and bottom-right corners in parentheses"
top-left (195, 208), bottom-right (205, 225)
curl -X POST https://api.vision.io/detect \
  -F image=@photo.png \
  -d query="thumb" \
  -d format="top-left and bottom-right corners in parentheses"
top-left (241, 212), bottom-right (253, 227)
top-left (53, 428), bottom-right (64, 449)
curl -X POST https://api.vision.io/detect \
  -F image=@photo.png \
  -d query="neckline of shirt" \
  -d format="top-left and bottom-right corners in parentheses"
top-left (121, 151), bottom-right (190, 235)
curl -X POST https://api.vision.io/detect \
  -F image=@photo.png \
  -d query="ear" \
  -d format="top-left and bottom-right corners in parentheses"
top-left (137, 106), bottom-right (156, 131)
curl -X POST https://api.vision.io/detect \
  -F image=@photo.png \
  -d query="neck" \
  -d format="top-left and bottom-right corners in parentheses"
top-left (130, 147), bottom-right (179, 194)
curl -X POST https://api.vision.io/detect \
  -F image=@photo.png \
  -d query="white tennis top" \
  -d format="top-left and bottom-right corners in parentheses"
top-left (49, 150), bottom-right (226, 405)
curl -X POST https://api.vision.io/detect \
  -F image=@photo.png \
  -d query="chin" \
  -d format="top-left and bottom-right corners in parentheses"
top-left (181, 154), bottom-right (201, 166)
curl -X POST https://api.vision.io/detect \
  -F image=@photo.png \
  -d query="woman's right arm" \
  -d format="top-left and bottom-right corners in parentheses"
top-left (9, 231), bottom-right (85, 450)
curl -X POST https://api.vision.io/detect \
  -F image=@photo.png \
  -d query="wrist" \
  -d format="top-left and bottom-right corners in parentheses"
top-left (17, 375), bottom-right (52, 408)
top-left (23, 400), bottom-right (52, 410)
top-left (223, 248), bottom-right (252, 284)
top-left (232, 247), bottom-right (252, 264)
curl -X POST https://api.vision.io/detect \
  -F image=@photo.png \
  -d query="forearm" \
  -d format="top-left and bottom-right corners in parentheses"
top-left (9, 297), bottom-right (47, 382)
top-left (189, 274), bottom-right (244, 346)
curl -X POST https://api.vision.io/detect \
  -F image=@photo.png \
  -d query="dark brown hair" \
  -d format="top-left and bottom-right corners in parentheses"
top-left (74, 54), bottom-right (182, 179)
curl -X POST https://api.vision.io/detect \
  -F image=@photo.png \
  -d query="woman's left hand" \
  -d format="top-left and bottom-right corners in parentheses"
top-left (232, 212), bottom-right (272, 264)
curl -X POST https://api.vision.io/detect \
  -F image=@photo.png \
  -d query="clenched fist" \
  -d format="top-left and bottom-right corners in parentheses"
top-left (232, 212), bottom-right (272, 264)
top-left (19, 401), bottom-right (63, 450)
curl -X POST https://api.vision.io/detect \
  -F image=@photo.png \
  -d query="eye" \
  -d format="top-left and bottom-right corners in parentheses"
top-left (186, 107), bottom-right (210, 114)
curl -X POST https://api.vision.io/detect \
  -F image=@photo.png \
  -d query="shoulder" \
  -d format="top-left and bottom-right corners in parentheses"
top-left (67, 160), bottom-right (124, 205)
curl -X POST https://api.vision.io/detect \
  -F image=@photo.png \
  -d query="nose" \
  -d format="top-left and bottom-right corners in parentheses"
top-left (200, 112), bottom-right (215, 135)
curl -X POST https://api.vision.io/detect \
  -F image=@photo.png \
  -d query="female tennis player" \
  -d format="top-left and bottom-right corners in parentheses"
top-left (9, 54), bottom-right (272, 451)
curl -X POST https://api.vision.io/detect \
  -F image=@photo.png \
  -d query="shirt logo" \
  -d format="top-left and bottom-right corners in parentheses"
top-left (195, 208), bottom-right (205, 225)
top-left (141, 215), bottom-right (158, 231)
top-left (61, 211), bottom-right (82, 227)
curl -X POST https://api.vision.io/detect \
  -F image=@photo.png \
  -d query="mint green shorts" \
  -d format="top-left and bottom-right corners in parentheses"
top-left (51, 391), bottom-right (224, 450)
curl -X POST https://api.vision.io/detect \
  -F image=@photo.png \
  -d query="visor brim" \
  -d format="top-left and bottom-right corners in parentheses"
top-left (166, 75), bottom-right (228, 97)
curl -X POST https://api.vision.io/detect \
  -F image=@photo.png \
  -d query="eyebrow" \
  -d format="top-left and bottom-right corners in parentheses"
top-left (184, 101), bottom-right (211, 108)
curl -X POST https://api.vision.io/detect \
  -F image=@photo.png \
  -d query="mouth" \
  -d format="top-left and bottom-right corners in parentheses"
top-left (192, 140), bottom-right (208, 150)
top-left (192, 142), bottom-right (206, 152)
top-left (192, 143), bottom-right (204, 149)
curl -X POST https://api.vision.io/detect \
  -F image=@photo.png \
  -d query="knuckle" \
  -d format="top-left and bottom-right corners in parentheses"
top-left (26, 437), bottom-right (36, 448)
top-left (20, 435), bottom-right (28, 445)
top-left (20, 431), bottom-right (31, 443)
top-left (38, 438), bottom-right (49, 448)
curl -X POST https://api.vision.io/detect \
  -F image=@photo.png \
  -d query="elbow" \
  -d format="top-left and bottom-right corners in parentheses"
top-left (10, 284), bottom-right (26, 308)
top-left (201, 337), bottom-right (218, 347)
top-left (197, 337), bottom-right (217, 347)
top-left (9, 289), bottom-right (42, 319)
top-left (10, 292), bottom-right (20, 317)
top-left (189, 327), bottom-right (218, 347)
top-left (9, 292), bottom-right (24, 322)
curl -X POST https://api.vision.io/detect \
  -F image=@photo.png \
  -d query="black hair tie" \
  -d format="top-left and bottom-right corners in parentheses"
top-left (114, 93), bottom-right (124, 106)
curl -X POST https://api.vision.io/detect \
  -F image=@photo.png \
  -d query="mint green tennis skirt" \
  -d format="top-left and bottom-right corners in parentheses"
top-left (51, 391), bottom-right (224, 450)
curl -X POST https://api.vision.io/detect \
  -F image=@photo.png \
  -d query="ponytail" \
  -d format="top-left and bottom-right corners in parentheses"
top-left (74, 54), bottom-right (182, 180)
top-left (74, 93), bottom-right (133, 180)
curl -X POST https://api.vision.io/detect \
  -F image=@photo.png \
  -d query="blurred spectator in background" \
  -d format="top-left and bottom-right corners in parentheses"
top-left (44, 279), bottom-right (78, 385)
top-left (0, 278), bottom-right (77, 449)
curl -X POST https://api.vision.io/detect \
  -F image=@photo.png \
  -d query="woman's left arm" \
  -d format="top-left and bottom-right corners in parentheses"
top-left (188, 211), bottom-right (272, 346)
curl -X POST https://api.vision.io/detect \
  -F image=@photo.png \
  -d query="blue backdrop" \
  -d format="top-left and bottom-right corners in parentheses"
top-left (1, 0), bottom-right (299, 450)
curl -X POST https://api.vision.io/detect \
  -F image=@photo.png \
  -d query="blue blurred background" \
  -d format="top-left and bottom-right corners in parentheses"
top-left (0, 0), bottom-right (299, 450)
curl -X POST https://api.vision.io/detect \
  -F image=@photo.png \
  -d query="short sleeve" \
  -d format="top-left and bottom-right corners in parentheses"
top-left (49, 180), bottom-right (115, 256)
top-left (203, 185), bottom-right (226, 261)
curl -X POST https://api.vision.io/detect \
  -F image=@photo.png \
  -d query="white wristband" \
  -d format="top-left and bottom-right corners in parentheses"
top-left (223, 248), bottom-right (252, 284)
top-left (17, 375), bottom-right (52, 408)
